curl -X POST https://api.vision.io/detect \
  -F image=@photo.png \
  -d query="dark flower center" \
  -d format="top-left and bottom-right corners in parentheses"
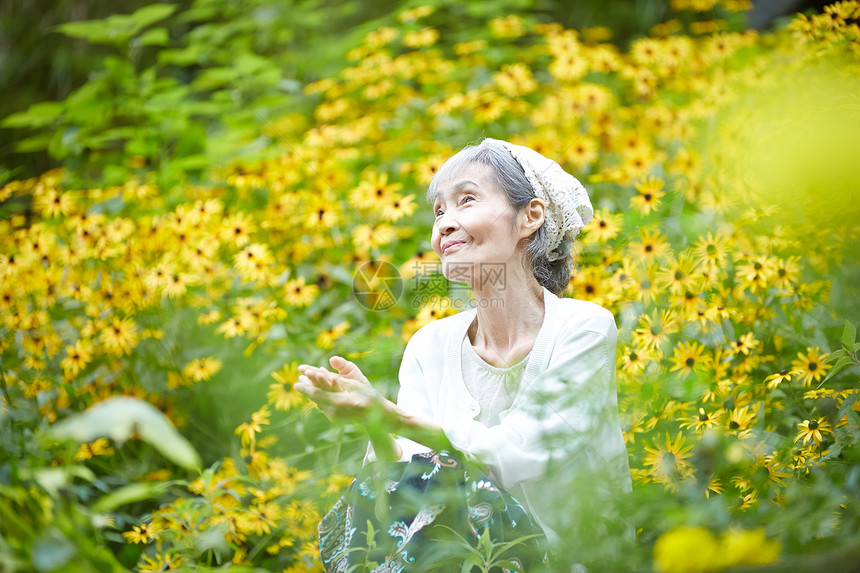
top-left (809, 421), bottom-right (819, 430)
top-left (808, 362), bottom-right (818, 371)
top-left (685, 358), bottom-right (695, 367)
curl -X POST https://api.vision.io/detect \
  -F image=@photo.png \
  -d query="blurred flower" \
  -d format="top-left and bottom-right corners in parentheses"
top-left (719, 528), bottom-right (781, 567)
top-left (182, 357), bottom-right (223, 382)
top-left (631, 176), bottom-right (665, 215)
top-left (74, 438), bottom-right (115, 462)
top-left (99, 317), bottom-right (139, 357)
top-left (60, 338), bottom-right (93, 379)
top-left (284, 277), bottom-right (320, 308)
top-left (653, 526), bottom-right (720, 573)
top-left (644, 432), bottom-right (694, 487)
top-left (680, 407), bottom-right (721, 431)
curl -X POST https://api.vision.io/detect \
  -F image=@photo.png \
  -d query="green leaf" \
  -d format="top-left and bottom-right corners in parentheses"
top-left (823, 349), bottom-right (847, 363)
top-left (836, 393), bottom-right (860, 421)
top-left (843, 320), bottom-right (857, 350)
top-left (192, 67), bottom-right (241, 90)
top-left (32, 528), bottom-right (76, 572)
top-left (1, 102), bottom-right (64, 128)
top-left (47, 396), bottom-right (201, 470)
top-left (92, 480), bottom-right (176, 512)
top-left (23, 465), bottom-right (96, 496)
top-left (55, 19), bottom-right (118, 43)
top-left (137, 27), bottom-right (169, 47)
top-left (14, 133), bottom-right (53, 153)
top-left (818, 355), bottom-right (855, 388)
top-left (128, 4), bottom-right (178, 30)
top-left (54, 4), bottom-right (176, 46)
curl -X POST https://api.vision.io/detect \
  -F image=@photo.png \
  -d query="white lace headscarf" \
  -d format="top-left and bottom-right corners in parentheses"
top-left (488, 139), bottom-right (594, 261)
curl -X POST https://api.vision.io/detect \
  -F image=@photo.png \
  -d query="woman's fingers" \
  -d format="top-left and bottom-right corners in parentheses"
top-left (329, 355), bottom-right (370, 385)
top-left (297, 365), bottom-right (335, 389)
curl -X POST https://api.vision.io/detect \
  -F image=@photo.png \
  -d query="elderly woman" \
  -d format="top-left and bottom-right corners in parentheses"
top-left (296, 138), bottom-right (631, 572)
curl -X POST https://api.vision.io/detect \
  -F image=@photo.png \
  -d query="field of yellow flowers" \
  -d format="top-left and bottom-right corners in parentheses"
top-left (1, 0), bottom-right (859, 571)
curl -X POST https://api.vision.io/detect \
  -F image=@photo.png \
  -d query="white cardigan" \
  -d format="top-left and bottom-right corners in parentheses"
top-left (365, 286), bottom-right (631, 543)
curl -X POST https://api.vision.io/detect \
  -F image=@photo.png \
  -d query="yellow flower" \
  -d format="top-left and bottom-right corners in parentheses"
top-left (352, 224), bottom-right (396, 253)
top-left (363, 26), bottom-right (397, 49)
top-left (493, 63), bottom-right (537, 97)
top-left (795, 418), bottom-right (832, 445)
top-left (219, 213), bottom-right (257, 247)
top-left (182, 357), bottom-right (223, 382)
top-left (316, 321), bottom-right (350, 349)
top-left (681, 407), bottom-right (721, 431)
top-left (630, 176), bottom-right (666, 215)
top-left (727, 406), bottom-right (756, 434)
top-left (284, 277), bottom-right (320, 307)
top-left (402, 27), bottom-right (439, 48)
top-left (653, 526), bottom-right (720, 573)
top-left (489, 15), bottom-right (525, 38)
top-left (398, 5), bottom-right (434, 23)
top-left (791, 347), bottom-right (831, 387)
top-left (618, 344), bottom-right (658, 377)
top-left (74, 438), bottom-right (115, 462)
top-left (380, 193), bottom-right (417, 222)
top-left (60, 338), bottom-right (94, 379)
top-left (643, 432), bottom-right (694, 487)
top-left (583, 209), bottom-right (622, 243)
top-left (217, 316), bottom-right (248, 339)
top-left (268, 362), bottom-right (307, 411)
top-left (122, 523), bottom-right (155, 544)
top-left (735, 255), bottom-right (777, 294)
top-left (99, 317), bottom-right (140, 357)
top-left (633, 310), bottom-right (679, 354)
top-left (729, 332), bottom-right (759, 357)
top-left (303, 195), bottom-right (340, 229)
top-left (235, 406), bottom-right (271, 448)
top-left (719, 528), bottom-right (781, 568)
top-left (162, 271), bottom-right (196, 299)
top-left (669, 341), bottom-right (707, 377)
top-left (655, 252), bottom-right (701, 296)
top-left (629, 228), bottom-right (672, 261)
top-left (234, 243), bottom-right (273, 284)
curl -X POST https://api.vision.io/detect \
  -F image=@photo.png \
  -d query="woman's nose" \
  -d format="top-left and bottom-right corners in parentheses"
top-left (437, 212), bottom-right (459, 234)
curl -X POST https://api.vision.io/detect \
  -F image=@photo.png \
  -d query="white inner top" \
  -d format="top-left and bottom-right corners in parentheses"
top-left (460, 332), bottom-right (530, 427)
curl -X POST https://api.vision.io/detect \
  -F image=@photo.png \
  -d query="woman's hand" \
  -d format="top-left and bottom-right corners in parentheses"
top-left (295, 356), bottom-right (383, 422)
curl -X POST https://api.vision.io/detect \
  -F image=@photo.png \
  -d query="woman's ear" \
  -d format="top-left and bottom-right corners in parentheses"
top-left (519, 197), bottom-right (546, 239)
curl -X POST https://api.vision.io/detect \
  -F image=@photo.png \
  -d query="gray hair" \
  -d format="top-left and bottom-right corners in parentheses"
top-left (426, 138), bottom-right (575, 296)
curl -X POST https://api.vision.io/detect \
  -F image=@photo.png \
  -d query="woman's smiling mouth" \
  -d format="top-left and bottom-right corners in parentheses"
top-left (442, 240), bottom-right (465, 254)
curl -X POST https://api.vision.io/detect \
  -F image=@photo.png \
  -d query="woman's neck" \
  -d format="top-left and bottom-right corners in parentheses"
top-left (468, 278), bottom-right (545, 367)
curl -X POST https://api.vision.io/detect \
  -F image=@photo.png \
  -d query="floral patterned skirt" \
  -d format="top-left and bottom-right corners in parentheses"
top-left (318, 450), bottom-right (548, 573)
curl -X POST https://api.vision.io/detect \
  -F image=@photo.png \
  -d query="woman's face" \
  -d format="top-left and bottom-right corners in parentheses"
top-left (430, 163), bottom-right (523, 285)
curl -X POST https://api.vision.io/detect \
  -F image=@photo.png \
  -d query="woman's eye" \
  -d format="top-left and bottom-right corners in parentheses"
top-left (462, 195), bottom-right (474, 203)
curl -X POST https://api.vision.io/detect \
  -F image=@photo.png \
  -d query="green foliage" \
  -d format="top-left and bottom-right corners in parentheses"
top-left (1, 0), bottom-right (859, 571)
top-left (48, 396), bottom-right (202, 471)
